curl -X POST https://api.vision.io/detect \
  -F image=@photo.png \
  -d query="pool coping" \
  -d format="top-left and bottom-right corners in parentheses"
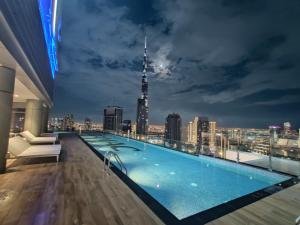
top-left (78, 134), bottom-right (298, 225)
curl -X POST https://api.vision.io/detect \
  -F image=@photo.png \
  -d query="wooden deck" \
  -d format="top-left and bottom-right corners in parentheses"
top-left (0, 135), bottom-right (163, 225)
top-left (0, 134), bottom-right (299, 225)
top-left (207, 182), bottom-right (300, 225)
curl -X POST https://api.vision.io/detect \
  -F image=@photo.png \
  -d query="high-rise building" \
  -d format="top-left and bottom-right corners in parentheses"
top-left (103, 106), bottom-right (123, 131)
top-left (192, 117), bottom-right (199, 144)
top-left (209, 121), bottom-right (217, 150)
top-left (197, 117), bottom-right (209, 145)
top-left (187, 116), bottom-right (210, 146)
top-left (136, 37), bottom-right (149, 136)
top-left (187, 121), bottom-right (193, 143)
top-left (165, 113), bottom-right (181, 147)
top-left (0, 0), bottom-right (62, 172)
top-left (131, 123), bottom-right (137, 137)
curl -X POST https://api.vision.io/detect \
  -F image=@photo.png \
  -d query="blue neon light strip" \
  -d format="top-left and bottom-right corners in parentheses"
top-left (38, 0), bottom-right (58, 79)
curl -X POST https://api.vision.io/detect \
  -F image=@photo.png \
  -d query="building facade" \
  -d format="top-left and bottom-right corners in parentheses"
top-left (103, 106), bottom-right (123, 132)
top-left (187, 121), bottom-right (193, 143)
top-left (165, 113), bottom-right (181, 147)
top-left (186, 116), bottom-right (199, 144)
top-left (0, 0), bottom-right (61, 172)
top-left (209, 121), bottom-right (216, 150)
top-left (197, 117), bottom-right (209, 146)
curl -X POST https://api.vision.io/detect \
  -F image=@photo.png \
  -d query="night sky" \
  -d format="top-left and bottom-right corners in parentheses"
top-left (52, 0), bottom-right (300, 128)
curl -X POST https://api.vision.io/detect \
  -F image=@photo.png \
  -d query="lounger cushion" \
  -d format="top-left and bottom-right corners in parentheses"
top-left (18, 145), bottom-right (61, 157)
top-left (20, 131), bottom-right (57, 143)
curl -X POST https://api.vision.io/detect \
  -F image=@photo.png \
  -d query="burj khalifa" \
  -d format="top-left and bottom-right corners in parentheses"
top-left (136, 37), bottom-right (149, 136)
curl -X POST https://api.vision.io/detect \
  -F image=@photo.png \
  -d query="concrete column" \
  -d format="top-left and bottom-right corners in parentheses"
top-left (41, 104), bottom-right (49, 133)
top-left (24, 99), bottom-right (43, 136)
top-left (0, 66), bottom-right (15, 173)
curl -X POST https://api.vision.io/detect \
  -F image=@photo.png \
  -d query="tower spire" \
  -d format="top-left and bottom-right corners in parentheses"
top-left (143, 35), bottom-right (148, 73)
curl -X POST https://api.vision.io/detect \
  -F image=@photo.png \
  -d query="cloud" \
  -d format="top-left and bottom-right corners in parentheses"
top-left (52, 0), bottom-right (300, 128)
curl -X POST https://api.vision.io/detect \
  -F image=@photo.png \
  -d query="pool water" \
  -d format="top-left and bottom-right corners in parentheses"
top-left (81, 134), bottom-right (290, 220)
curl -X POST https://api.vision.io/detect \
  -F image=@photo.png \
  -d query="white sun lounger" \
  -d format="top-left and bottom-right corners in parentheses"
top-left (20, 130), bottom-right (57, 144)
top-left (8, 136), bottom-right (61, 162)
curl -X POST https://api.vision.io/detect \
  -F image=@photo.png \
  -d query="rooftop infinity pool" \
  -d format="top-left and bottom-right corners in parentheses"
top-left (81, 134), bottom-right (291, 222)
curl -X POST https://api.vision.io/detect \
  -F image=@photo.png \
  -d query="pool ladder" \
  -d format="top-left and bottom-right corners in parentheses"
top-left (104, 151), bottom-right (127, 175)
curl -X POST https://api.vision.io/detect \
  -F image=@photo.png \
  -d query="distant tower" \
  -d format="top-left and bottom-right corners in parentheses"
top-left (165, 113), bottom-right (181, 148)
top-left (209, 121), bottom-right (217, 150)
top-left (187, 121), bottom-right (193, 143)
top-left (103, 106), bottom-right (123, 132)
top-left (136, 36), bottom-right (149, 136)
top-left (197, 117), bottom-right (209, 144)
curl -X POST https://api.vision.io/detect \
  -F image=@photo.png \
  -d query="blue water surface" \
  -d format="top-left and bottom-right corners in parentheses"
top-left (81, 134), bottom-right (290, 219)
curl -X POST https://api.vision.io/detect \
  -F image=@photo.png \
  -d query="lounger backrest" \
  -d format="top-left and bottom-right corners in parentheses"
top-left (8, 137), bottom-right (31, 156)
top-left (20, 130), bottom-right (36, 141)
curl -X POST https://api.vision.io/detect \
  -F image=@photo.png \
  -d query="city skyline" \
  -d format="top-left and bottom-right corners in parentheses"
top-left (1, 2), bottom-right (300, 224)
top-left (51, 0), bottom-right (300, 128)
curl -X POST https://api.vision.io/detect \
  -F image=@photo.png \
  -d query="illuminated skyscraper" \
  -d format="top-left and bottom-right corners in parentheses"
top-left (187, 121), bottom-right (193, 143)
top-left (192, 116), bottom-right (199, 144)
top-left (136, 37), bottom-right (149, 136)
top-left (209, 121), bottom-right (216, 150)
top-left (186, 117), bottom-right (199, 144)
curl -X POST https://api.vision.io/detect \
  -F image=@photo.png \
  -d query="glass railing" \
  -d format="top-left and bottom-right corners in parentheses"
top-left (82, 130), bottom-right (300, 177)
